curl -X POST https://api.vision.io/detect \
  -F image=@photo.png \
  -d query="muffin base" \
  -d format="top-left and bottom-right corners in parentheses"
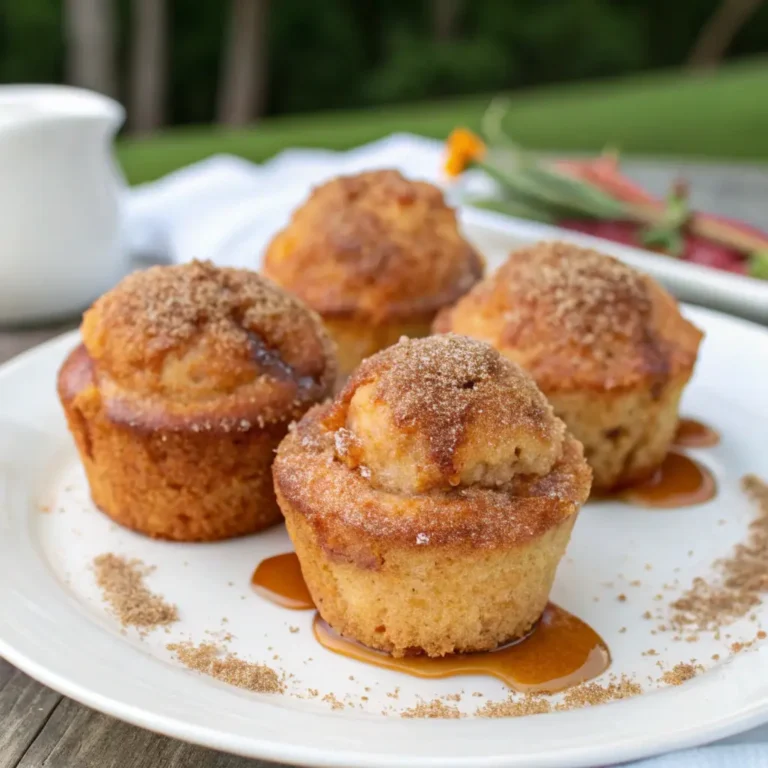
top-left (280, 490), bottom-right (577, 657)
top-left (323, 316), bottom-right (433, 381)
top-left (549, 377), bottom-right (687, 491)
top-left (58, 345), bottom-right (286, 541)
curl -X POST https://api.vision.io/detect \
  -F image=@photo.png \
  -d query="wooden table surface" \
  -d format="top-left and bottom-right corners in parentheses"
top-left (2, 160), bottom-right (768, 768)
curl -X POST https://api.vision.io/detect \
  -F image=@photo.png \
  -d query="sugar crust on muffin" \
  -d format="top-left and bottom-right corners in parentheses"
top-left (263, 170), bottom-right (483, 376)
top-left (434, 242), bottom-right (703, 489)
top-left (59, 261), bottom-right (336, 541)
top-left (274, 335), bottom-right (591, 657)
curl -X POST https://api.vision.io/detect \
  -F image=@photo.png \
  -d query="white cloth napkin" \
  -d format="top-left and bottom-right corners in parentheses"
top-left (122, 132), bottom-right (768, 767)
top-left (624, 744), bottom-right (768, 767)
top-left (123, 133), bottom-right (451, 269)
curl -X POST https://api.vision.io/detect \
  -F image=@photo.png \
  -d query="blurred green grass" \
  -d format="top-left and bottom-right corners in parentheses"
top-left (118, 59), bottom-right (768, 185)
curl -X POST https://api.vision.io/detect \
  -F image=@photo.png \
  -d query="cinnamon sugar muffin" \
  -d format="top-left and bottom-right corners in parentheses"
top-left (263, 170), bottom-right (483, 378)
top-left (273, 335), bottom-right (591, 657)
top-left (434, 242), bottom-right (703, 490)
top-left (58, 261), bottom-right (336, 541)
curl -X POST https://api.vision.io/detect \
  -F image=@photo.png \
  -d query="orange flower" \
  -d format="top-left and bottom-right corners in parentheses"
top-left (444, 128), bottom-right (486, 177)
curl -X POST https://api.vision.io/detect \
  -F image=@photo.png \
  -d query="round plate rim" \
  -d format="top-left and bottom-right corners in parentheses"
top-left (1, 304), bottom-right (768, 768)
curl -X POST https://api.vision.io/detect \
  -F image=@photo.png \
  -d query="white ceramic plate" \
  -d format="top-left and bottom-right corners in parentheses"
top-left (2, 307), bottom-right (768, 768)
top-left (459, 207), bottom-right (768, 324)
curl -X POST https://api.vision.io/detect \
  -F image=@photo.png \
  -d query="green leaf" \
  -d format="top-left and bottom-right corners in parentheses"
top-left (520, 166), bottom-right (631, 220)
top-left (639, 180), bottom-right (690, 257)
top-left (641, 226), bottom-right (685, 257)
top-left (481, 97), bottom-right (520, 150)
top-left (749, 251), bottom-right (768, 280)
top-left (474, 161), bottom-right (580, 218)
top-left (476, 161), bottom-right (616, 220)
top-left (467, 195), bottom-right (558, 223)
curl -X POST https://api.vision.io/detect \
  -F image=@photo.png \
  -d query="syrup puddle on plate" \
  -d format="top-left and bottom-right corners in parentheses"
top-left (313, 605), bottom-right (609, 694)
top-left (253, 552), bottom-right (610, 693)
top-left (594, 418), bottom-right (719, 508)
top-left (251, 552), bottom-right (314, 609)
top-left (618, 451), bottom-right (716, 509)
top-left (673, 417), bottom-right (720, 449)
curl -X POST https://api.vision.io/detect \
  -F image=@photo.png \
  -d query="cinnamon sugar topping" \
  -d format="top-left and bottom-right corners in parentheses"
top-left (276, 400), bottom-right (589, 553)
top-left (90, 261), bottom-right (305, 352)
top-left (333, 334), bottom-right (565, 485)
top-left (82, 260), bottom-right (335, 398)
top-left (372, 335), bottom-right (557, 455)
top-left (518, 242), bottom-right (651, 341)
top-left (264, 170), bottom-right (483, 322)
top-left (437, 241), bottom-right (702, 392)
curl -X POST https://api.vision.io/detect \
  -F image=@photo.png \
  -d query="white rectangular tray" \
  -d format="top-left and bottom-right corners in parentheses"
top-left (460, 207), bottom-right (768, 324)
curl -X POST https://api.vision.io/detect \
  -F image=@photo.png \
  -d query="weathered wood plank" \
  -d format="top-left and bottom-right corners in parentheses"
top-left (0, 660), bottom-right (61, 768)
top-left (16, 697), bottom-right (274, 768)
top-left (0, 657), bottom-right (14, 688)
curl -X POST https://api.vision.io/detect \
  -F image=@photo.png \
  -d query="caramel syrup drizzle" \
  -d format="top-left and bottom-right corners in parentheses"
top-left (252, 552), bottom-right (610, 693)
top-left (618, 451), bottom-right (717, 509)
top-left (313, 606), bottom-right (609, 694)
top-left (673, 418), bottom-right (720, 449)
top-left (251, 552), bottom-right (314, 610)
top-left (595, 418), bottom-right (719, 508)
top-left (250, 420), bottom-right (721, 692)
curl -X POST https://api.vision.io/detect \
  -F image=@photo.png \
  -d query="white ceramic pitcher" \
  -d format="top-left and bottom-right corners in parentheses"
top-left (0, 85), bottom-right (126, 325)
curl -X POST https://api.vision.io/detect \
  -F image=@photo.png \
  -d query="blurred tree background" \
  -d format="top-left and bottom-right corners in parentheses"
top-left (1, 0), bottom-right (767, 134)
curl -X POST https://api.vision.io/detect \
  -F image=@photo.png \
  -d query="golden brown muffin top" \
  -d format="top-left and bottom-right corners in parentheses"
top-left (434, 242), bottom-right (703, 393)
top-left (274, 403), bottom-right (590, 561)
top-left (325, 335), bottom-right (565, 493)
top-left (273, 335), bottom-right (591, 559)
top-left (263, 170), bottom-right (483, 323)
top-left (80, 261), bottom-right (336, 430)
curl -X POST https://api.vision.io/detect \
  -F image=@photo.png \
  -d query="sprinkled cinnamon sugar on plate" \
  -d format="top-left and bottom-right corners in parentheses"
top-left (669, 475), bottom-right (768, 632)
top-left (93, 554), bottom-right (178, 633)
top-left (402, 699), bottom-right (463, 719)
top-left (441, 692), bottom-right (462, 702)
top-left (555, 675), bottom-right (643, 710)
top-left (322, 693), bottom-right (345, 711)
top-left (476, 694), bottom-right (552, 718)
top-left (659, 663), bottom-right (703, 686)
top-left (472, 674), bottom-right (643, 719)
top-left (167, 640), bottom-right (284, 694)
top-left (88, 475), bottom-right (768, 718)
